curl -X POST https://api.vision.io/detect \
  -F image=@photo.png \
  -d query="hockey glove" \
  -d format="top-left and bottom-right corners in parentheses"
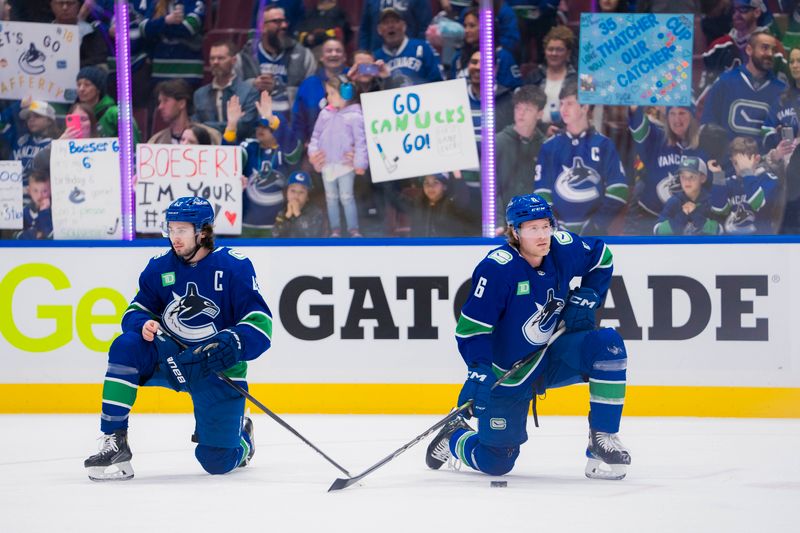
top-left (562, 287), bottom-right (600, 332)
top-left (457, 362), bottom-right (496, 419)
top-left (169, 330), bottom-right (244, 388)
top-left (154, 331), bottom-right (190, 392)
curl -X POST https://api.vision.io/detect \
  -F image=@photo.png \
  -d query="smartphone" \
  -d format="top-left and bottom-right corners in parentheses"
top-left (357, 63), bottom-right (380, 76)
top-left (781, 126), bottom-right (794, 142)
top-left (65, 113), bottom-right (83, 138)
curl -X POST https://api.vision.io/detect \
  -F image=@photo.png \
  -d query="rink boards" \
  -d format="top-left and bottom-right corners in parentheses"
top-left (0, 238), bottom-right (798, 417)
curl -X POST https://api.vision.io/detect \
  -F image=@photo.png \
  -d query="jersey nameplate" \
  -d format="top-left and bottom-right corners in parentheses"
top-left (488, 250), bottom-right (513, 265)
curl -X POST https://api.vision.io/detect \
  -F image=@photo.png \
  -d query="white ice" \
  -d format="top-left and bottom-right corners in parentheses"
top-left (0, 414), bottom-right (797, 533)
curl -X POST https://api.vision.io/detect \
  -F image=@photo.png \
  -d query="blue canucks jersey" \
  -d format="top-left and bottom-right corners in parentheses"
top-left (455, 233), bottom-right (613, 384)
top-left (373, 37), bottom-right (443, 86)
top-left (121, 246), bottom-right (273, 362)
top-left (240, 139), bottom-right (291, 228)
top-left (700, 65), bottom-right (786, 148)
top-left (710, 166), bottom-right (781, 234)
top-left (534, 129), bottom-right (629, 234)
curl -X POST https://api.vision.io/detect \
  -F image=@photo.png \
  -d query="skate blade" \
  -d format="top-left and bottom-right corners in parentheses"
top-left (87, 462), bottom-right (134, 482)
top-left (584, 457), bottom-right (627, 480)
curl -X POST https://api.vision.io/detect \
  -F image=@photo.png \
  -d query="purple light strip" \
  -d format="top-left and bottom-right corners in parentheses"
top-left (479, 0), bottom-right (496, 238)
top-left (252, 0), bottom-right (268, 60)
top-left (114, 0), bottom-right (134, 240)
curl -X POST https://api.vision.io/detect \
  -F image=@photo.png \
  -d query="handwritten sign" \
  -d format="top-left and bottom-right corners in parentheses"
top-left (135, 144), bottom-right (243, 235)
top-left (0, 160), bottom-right (23, 230)
top-left (578, 13), bottom-right (694, 106)
top-left (360, 78), bottom-right (479, 183)
top-left (50, 139), bottom-right (122, 239)
top-left (0, 21), bottom-right (80, 103)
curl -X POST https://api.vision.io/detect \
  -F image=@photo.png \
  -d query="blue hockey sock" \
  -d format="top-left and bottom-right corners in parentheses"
top-left (448, 427), bottom-right (478, 469)
top-left (100, 363), bottom-right (139, 434)
top-left (587, 329), bottom-right (627, 433)
top-left (237, 429), bottom-right (252, 467)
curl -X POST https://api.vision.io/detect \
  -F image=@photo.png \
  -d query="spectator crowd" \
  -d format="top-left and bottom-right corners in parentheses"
top-left (2, 0), bottom-right (800, 240)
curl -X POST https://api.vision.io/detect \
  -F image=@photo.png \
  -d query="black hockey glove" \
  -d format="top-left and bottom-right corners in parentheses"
top-left (562, 287), bottom-right (600, 332)
top-left (170, 330), bottom-right (244, 387)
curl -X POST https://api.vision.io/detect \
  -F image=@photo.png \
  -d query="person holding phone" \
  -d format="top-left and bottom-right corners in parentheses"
top-left (61, 103), bottom-right (98, 140)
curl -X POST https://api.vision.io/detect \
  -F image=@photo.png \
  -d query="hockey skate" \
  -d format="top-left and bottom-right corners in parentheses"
top-left (84, 429), bottom-right (134, 481)
top-left (425, 412), bottom-right (474, 470)
top-left (239, 416), bottom-right (255, 468)
top-left (585, 429), bottom-right (631, 480)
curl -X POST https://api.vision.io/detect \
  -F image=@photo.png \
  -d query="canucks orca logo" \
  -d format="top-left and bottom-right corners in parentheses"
top-left (246, 161), bottom-right (287, 207)
top-left (656, 172), bottom-right (681, 205)
top-left (162, 282), bottom-right (220, 342)
top-left (18, 42), bottom-right (46, 75)
top-left (554, 157), bottom-right (601, 203)
top-left (724, 204), bottom-right (757, 234)
top-left (522, 288), bottom-right (564, 345)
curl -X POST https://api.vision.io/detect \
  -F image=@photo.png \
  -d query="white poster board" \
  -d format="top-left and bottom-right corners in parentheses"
top-left (0, 160), bottom-right (23, 229)
top-left (49, 139), bottom-right (122, 239)
top-left (361, 79), bottom-right (479, 183)
top-left (0, 21), bottom-right (80, 103)
top-left (135, 144), bottom-right (243, 235)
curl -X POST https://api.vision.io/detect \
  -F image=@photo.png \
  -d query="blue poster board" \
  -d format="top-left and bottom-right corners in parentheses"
top-left (578, 13), bottom-right (694, 106)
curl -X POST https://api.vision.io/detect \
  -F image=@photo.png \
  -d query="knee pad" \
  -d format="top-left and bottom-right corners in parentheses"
top-left (109, 331), bottom-right (148, 364)
top-left (474, 444), bottom-right (520, 476)
top-left (195, 444), bottom-right (241, 475)
top-left (584, 328), bottom-right (627, 375)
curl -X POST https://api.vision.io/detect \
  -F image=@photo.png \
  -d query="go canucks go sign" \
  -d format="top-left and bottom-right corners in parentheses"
top-left (0, 21), bottom-right (80, 103)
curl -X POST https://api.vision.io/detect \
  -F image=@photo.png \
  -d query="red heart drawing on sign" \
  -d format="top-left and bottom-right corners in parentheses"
top-left (224, 211), bottom-right (237, 225)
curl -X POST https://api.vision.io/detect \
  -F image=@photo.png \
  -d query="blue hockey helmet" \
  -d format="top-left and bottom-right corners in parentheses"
top-left (165, 197), bottom-right (214, 232)
top-left (505, 194), bottom-right (555, 229)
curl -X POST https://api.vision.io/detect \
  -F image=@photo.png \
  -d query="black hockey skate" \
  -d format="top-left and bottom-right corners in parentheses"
top-left (425, 413), bottom-right (474, 470)
top-left (239, 416), bottom-right (255, 468)
top-left (84, 429), bottom-right (134, 481)
top-left (585, 429), bottom-right (631, 480)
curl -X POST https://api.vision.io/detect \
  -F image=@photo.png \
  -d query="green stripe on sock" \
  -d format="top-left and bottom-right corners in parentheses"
top-left (238, 436), bottom-right (251, 466)
top-left (455, 430), bottom-right (476, 466)
top-left (589, 380), bottom-right (626, 403)
top-left (103, 379), bottom-right (137, 408)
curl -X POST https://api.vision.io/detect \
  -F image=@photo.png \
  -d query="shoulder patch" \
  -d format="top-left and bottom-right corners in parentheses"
top-left (228, 249), bottom-right (246, 260)
top-left (152, 249), bottom-right (170, 260)
top-left (487, 249), bottom-right (513, 265)
top-left (553, 231), bottom-right (573, 245)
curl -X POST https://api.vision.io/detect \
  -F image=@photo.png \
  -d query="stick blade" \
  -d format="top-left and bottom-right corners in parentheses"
top-left (328, 476), bottom-right (360, 492)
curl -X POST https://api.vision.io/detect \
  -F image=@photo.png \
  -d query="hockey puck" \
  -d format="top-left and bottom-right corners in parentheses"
top-left (490, 481), bottom-right (507, 488)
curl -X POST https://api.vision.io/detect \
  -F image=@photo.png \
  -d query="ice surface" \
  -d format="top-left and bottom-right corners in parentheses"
top-left (0, 414), bottom-right (797, 532)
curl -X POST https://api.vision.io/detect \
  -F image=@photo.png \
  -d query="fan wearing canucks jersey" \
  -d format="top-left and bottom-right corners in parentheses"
top-left (84, 197), bottom-right (273, 481)
top-left (425, 194), bottom-right (631, 480)
top-left (534, 82), bottom-right (628, 235)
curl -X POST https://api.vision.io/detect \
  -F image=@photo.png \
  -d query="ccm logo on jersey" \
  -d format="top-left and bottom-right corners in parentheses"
top-left (166, 356), bottom-right (187, 384)
top-left (569, 294), bottom-right (598, 308)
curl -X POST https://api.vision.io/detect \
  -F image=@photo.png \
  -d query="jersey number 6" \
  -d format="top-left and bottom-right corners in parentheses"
top-left (474, 277), bottom-right (488, 298)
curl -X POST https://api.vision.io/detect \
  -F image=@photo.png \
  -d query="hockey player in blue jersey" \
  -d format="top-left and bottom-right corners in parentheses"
top-left (425, 194), bottom-right (631, 480)
top-left (534, 81), bottom-right (628, 235)
top-left (84, 197), bottom-right (273, 481)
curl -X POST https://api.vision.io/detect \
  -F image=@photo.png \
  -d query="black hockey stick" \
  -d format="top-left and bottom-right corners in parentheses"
top-left (156, 328), bottom-right (352, 477)
top-left (327, 330), bottom-right (562, 492)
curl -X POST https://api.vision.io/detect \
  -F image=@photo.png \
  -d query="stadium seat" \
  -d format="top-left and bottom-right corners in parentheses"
top-left (567, 0), bottom-right (593, 23)
top-left (214, 0), bottom-right (256, 29)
